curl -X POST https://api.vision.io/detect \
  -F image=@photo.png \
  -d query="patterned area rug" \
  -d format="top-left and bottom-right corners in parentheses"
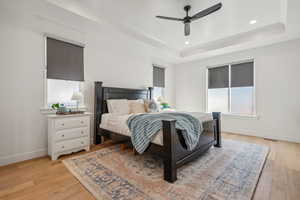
top-left (63, 140), bottom-right (269, 200)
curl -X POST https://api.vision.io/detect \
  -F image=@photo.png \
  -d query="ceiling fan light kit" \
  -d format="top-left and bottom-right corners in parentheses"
top-left (156, 3), bottom-right (222, 36)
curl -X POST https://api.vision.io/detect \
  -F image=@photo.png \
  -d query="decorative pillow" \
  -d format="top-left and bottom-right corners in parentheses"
top-left (144, 99), bottom-right (160, 113)
top-left (128, 99), bottom-right (144, 104)
top-left (128, 99), bottom-right (146, 114)
top-left (129, 102), bottom-right (146, 114)
top-left (106, 99), bottom-right (130, 115)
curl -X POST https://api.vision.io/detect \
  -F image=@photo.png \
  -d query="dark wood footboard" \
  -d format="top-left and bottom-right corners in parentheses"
top-left (162, 112), bottom-right (221, 182)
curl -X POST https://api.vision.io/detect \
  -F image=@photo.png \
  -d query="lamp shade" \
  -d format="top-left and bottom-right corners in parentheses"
top-left (157, 96), bottom-right (165, 102)
top-left (71, 91), bottom-right (83, 101)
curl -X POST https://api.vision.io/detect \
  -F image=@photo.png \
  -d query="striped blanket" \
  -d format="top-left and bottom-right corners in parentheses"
top-left (127, 112), bottom-right (202, 154)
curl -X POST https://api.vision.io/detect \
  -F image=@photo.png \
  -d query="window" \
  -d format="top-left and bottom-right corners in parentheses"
top-left (153, 66), bottom-right (165, 100)
top-left (207, 61), bottom-right (255, 115)
top-left (47, 79), bottom-right (81, 107)
top-left (45, 37), bottom-right (84, 108)
top-left (153, 87), bottom-right (165, 100)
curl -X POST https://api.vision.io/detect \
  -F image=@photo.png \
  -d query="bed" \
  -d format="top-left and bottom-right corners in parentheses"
top-left (94, 81), bottom-right (222, 183)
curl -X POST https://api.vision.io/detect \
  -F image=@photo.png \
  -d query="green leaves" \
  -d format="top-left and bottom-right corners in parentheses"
top-left (51, 103), bottom-right (60, 110)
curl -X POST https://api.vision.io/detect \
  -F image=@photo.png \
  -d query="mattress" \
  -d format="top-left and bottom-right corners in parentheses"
top-left (100, 112), bottom-right (213, 146)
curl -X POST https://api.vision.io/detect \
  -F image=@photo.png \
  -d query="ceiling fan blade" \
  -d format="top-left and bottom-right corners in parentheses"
top-left (184, 23), bottom-right (190, 36)
top-left (191, 3), bottom-right (222, 21)
top-left (156, 16), bottom-right (183, 21)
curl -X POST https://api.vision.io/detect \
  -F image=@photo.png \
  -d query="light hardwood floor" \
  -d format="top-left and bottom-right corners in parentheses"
top-left (0, 133), bottom-right (299, 200)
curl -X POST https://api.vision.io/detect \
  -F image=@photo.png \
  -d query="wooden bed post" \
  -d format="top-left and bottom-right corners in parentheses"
top-left (212, 112), bottom-right (222, 148)
top-left (94, 81), bottom-right (103, 145)
top-left (148, 87), bottom-right (153, 99)
top-left (162, 119), bottom-right (177, 183)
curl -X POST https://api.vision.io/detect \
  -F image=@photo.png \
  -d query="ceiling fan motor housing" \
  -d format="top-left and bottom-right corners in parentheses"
top-left (184, 5), bottom-right (191, 12)
top-left (184, 5), bottom-right (192, 23)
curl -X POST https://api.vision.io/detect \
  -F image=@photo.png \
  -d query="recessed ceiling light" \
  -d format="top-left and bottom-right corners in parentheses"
top-left (249, 20), bottom-right (257, 25)
top-left (185, 41), bottom-right (189, 45)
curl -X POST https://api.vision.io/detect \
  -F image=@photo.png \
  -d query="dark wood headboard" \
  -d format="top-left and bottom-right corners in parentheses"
top-left (94, 82), bottom-right (152, 144)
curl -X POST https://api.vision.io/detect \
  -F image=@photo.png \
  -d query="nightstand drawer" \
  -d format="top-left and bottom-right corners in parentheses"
top-left (55, 117), bottom-right (89, 130)
top-left (55, 127), bottom-right (89, 142)
top-left (55, 137), bottom-right (89, 153)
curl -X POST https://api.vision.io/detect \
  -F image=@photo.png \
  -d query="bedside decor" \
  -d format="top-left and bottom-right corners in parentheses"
top-left (157, 96), bottom-right (171, 109)
top-left (51, 103), bottom-right (69, 114)
top-left (56, 110), bottom-right (85, 115)
top-left (144, 99), bottom-right (160, 112)
top-left (71, 91), bottom-right (83, 111)
top-left (161, 102), bottom-right (170, 109)
top-left (51, 103), bottom-right (83, 115)
top-left (51, 103), bottom-right (60, 110)
top-left (57, 105), bottom-right (68, 113)
top-left (47, 112), bottom-right (92, 160)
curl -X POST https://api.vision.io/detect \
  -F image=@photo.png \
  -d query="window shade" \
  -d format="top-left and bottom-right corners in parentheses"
top-left (47, 37), bottom-right (84, 81)
top-left (208, 66), bottom-right (229, 89)
top-left (153, 66), bottom-right (165, 88)
top-left (231, 62), bottom-right (254, 87)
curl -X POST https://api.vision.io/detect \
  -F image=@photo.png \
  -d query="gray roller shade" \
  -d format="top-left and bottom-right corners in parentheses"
top-left (47, 37), bottom-right (84, 81)
top-left (208, 66), bottom-right (229, 89)
top-left (231, 62), bottom-right (254, 87)
top-left (153, 66), bottom-right (165, 88)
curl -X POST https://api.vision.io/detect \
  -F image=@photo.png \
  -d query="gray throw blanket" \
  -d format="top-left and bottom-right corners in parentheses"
top-left (127, 112), bottom-right (202, 154)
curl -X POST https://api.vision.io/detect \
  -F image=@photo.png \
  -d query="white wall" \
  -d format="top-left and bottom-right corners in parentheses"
top-left (175, 39), bottom-right (300, 143)
top-left (0, 0), bottom-right (175, 166)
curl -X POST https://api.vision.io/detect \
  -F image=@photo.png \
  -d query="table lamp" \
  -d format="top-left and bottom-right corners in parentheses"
top-left (71, 91), bottom-right (83, 111)
top-left (157, 96), bottom-right (165, 103)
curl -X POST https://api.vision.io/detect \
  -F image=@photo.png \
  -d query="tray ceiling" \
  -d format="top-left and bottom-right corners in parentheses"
top-left (47, 0), bottom-right (300, 61)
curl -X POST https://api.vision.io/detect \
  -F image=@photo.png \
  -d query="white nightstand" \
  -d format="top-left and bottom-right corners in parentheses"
top-left (47, 112), bottom-right (92, 160)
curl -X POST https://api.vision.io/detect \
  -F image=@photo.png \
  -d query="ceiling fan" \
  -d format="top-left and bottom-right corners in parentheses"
top-left (156, 3), bottom-right (222, 36)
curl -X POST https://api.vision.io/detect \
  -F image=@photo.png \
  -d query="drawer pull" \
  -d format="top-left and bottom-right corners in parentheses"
top-left (62, 146), bottom-right (64, 149)
top-left (81, 131), bottom-right (84, 134)
top-left (62, 134), bottom-right (64, 137)
top-left (61, 123), bottom-right (65, 126)
top-left (81, 142), bottom-right (84, 144)
top-left (81, 121), bottom-right (84, 124)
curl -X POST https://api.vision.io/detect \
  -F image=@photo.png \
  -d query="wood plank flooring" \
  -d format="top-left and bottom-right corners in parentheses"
top-left (0, 133), bottom-right (299, 200)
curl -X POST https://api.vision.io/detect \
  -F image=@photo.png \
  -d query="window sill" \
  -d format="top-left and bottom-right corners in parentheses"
top-left (221, 113), bottom-right (259, 120)
top-left (40, 106), bottom-right (88, 115)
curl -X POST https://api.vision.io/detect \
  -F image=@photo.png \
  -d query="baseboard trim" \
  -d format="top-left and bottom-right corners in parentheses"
top-left (223, 129), bottom-right (300, 144)
top-left (0, 149), bottom-right (47, 166)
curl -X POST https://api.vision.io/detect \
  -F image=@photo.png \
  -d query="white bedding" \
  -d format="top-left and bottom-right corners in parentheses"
top-left (100, 112), bottom-right (213, 146)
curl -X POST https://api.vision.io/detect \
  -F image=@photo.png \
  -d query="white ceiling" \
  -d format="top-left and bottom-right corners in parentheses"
top-left (47, 0), bottom-right (300, 61)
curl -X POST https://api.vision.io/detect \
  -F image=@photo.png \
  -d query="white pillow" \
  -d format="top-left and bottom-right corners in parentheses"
top-left (107, 99), bottom-right (130, 115)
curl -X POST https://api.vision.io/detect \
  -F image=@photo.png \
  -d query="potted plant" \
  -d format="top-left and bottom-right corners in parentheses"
top-left (51, 103), bottom-right (67, 113)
